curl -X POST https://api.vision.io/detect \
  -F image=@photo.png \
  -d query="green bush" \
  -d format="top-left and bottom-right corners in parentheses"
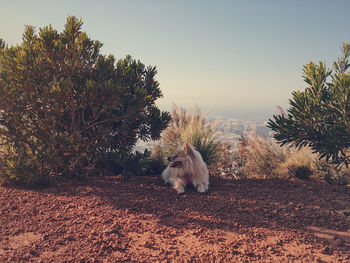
top-left (268, 43), bottom-right (350, 168)
top-left (292, 165), bottom-right (313, 180)
top-left (160, 105), bottom-right (223, 166)
top-left (116, 147), bottom-right (167, 178)
top-left (0, 16), bottom-right (170, 186)
top-left (314, 158), bottom-right (349, 185)
top-left (149, 144), bottom-right (167, 175)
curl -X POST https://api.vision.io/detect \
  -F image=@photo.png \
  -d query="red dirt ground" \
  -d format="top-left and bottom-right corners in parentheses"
top-left (0, 175), bottom-right (349, 262)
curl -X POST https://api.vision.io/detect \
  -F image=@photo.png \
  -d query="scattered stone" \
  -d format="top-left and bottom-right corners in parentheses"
top-left (314, 258), bottom-right (325, 263)
top-left (144, 241), bottom-right (154, 248)
top-left (335, 238), bottom-right (344, 247)
top-left (321, 247), bottom-right (332, 254)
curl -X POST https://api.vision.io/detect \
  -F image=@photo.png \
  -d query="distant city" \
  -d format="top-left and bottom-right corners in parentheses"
top-left (213, 117), bottom-right (273, 149)
top-left (135, 117), bottom-right (273, 152)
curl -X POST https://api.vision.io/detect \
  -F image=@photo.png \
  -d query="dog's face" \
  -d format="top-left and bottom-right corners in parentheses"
top-left (168, 143), bottom-right (193, 168)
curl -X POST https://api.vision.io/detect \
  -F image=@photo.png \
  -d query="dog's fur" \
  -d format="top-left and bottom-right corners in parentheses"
top-left (161, 143), bottom-right (209, 194)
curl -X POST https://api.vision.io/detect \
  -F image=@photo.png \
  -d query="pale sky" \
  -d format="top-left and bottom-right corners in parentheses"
top-left (1, 0), bottom-right (349, 120)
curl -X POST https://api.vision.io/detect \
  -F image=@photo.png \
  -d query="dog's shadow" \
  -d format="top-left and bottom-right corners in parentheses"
top-left (83, 174), bottom-right (350, 234)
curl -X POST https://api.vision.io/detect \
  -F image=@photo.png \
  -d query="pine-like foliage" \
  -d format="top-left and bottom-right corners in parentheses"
top-left (0, 16), bottom-right (170, 185)
top-left (268, 43), bottom-right (350, 167)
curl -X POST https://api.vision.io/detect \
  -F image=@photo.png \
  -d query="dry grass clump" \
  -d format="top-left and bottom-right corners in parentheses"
top-left (156, 105), bottom-right (224, 166)
top-left (233, 133), bottom-right (288, 179)
top-left (234, 132), bottom-right (350, 184)
top-left (278, 147), bottom-right (315, 180)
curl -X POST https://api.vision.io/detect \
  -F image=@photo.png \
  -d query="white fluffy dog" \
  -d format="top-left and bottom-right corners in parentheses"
top-left (161, 143), bottom-right (209, 194)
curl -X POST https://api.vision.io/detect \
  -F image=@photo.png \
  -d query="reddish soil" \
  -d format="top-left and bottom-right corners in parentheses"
top-left (0, 175), bottom-right (349, 262)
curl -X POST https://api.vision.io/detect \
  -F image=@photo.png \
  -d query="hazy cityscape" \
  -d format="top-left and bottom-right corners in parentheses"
top-left (135, 116), bottom-right (273, 152)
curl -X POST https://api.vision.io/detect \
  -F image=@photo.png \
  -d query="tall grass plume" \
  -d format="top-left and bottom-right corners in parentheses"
top-left (159, 105), bottom-right (223, 166)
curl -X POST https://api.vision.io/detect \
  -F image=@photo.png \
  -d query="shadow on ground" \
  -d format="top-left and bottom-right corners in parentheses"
top-left (41, 174), bottom-right (350, 233)
top-left (1, 174), bottom-right (350, 262)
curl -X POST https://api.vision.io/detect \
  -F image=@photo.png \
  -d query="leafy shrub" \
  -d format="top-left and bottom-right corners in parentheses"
top-left (292, 165), bottom-right (313, 180)
top-left (120, 150), bottom-right (153, 178)
top-left (160, 105), bottom-right (223, 166)
top-left (314, 159), bottom-right (349, 185)
top-left (268, 43), bottom-right (350, 168)
top-left (115, 146), bottom-right (167, 178)
top-left (149, 144), bottom-right (167, 175)
top-left (0, 16), bottom-right (170, 186)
